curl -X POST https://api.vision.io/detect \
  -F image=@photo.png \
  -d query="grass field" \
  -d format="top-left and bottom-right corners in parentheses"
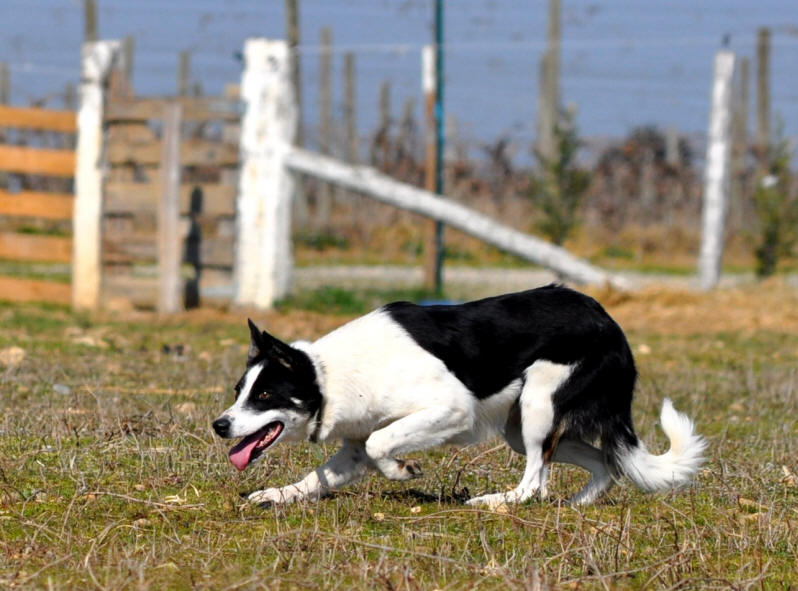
top-left (1, 283), bottom-right (797, 590)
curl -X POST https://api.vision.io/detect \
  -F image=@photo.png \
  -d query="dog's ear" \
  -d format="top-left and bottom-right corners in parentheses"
top-left (247, 318), bottom-right (295, 370)
top-left (247, 318), bottom-right (264, 362)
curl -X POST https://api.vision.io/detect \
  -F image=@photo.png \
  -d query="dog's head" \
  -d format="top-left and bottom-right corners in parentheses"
top-left (212, 319), bottom-right (322, 471)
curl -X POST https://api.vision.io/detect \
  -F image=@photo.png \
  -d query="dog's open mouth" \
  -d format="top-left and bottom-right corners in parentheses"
top-left (228, 421), bottom-right (284, 471)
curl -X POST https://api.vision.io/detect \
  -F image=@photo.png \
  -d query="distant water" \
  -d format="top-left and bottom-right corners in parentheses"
top-left (2, 0), bottom-right (796, 160)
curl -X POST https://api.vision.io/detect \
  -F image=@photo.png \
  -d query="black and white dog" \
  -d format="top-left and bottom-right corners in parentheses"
top-left (212, 285), bottom-right (706, 507)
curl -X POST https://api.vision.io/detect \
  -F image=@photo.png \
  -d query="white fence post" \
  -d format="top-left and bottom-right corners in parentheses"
top-left (698, 50), bottom-right (736, 290)
top-left (234, 38), bottom-right (297, 309)
top-left (72, 40), bottom-right (120, 310)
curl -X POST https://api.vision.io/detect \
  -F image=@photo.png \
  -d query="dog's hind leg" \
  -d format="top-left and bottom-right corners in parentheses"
top-left (365, 404), bottom-right (471, 481)
top-left (551, 439), bottom-right (613, 505)
top-left (467, 360), bottom-right (574, 508)
top-left (248, 439), bottom-right (372, 506)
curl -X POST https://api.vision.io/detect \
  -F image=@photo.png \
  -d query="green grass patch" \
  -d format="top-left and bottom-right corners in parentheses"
top-left (1, 301), bottom-right (797, 589)
top-left (0, 261), bottom-right (71, 283)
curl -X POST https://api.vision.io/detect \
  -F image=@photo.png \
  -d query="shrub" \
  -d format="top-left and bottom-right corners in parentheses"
top-left (530, 110), bottom-right (591, 246)
top-left (752, 132), bottom-right (798, 277)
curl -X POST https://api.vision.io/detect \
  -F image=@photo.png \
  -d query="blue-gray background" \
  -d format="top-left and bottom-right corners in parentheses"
top-left (2, 0), bottom-right (796, 162)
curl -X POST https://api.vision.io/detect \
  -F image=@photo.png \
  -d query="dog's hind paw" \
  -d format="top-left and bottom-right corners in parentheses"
top-left (375, 457), bottom-right (424, 480)
top-left (466, 490), bottom-right (527, 509)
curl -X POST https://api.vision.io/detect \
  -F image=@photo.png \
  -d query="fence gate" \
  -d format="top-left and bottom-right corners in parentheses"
top-left (100, 95), bottom-right (241, 311)
top-left (0, 104), bottom-right (76, 304)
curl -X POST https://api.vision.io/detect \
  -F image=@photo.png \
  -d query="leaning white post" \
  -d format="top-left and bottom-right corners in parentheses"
top-left (698, 50), bottom-right (736, 290)
top-left (72, 40), bottom-right (120, 310)
top-left (234, 38), bottom-right (298, 308)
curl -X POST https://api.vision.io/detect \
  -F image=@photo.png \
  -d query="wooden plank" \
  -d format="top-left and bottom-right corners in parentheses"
top-left (0, 145), bottom-right (75, 176)
top-left (0, 190), bottom-right (73, 220)
top-left (102, 274), bottom-right (156, 309)
top-left (102, 269), bottom-right (233, 308)
top-left (104, 182), bottom-right (236, 216)
top-left (0, 232), bottom-right (72, 262)
top-left (106, 138), bottom-right (238, 166)
top-left (105, 97), bottom-right (241, 122)
top-left (0, 105), bottom-right (76, 133)
top-left (0, 275), bottom-right (71, 304)
top-left (158, 102), bottom-right (182, 313)
top-left (756, 27), bottom-right (770, 152)
top-left (107, 122), bottom-right (158, 144)
top-left (102, 235), bottom-right (234, 267)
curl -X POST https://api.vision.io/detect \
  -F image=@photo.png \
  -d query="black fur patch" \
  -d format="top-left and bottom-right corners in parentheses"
top-left (384, 284), bottom-right (639, 451)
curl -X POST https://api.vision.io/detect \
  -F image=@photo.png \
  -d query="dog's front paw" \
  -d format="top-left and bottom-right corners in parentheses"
top-left (247, 487), bottom-right (294, 507)
top-left (465, 491), bottom-right (519, 509)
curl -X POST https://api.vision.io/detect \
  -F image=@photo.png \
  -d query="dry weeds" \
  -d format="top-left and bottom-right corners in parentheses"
top-left (1, 285), bottom-right (797, 589)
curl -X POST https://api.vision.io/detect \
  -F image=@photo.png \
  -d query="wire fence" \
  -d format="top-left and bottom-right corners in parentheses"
top-left (2, 0), bottom-right (797, 269)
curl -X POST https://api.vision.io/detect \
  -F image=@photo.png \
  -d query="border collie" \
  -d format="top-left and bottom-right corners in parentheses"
top-left (212, 285), bottom-right (706, 507)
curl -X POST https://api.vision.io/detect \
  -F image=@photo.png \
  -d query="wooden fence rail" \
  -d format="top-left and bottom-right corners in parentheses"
top-left (0, 144), bottom-right (75, 177)
top-left (0, 190), bottom-right (73, 220)
top-left (0, 105), bottom-right (77, 304)
top-left (0, 104), bottom-right (76, 132)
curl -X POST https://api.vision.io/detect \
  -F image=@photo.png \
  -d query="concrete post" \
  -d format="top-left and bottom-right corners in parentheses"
top-left (698, 50), bottom-right (736, 290)
top-left (72, 40), bottom-right (120, 310)
top-left (234, 39), bottom-right (297, 309)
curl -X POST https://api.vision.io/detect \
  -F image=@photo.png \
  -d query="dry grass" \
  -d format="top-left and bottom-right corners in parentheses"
top-left (1, 284), bottom-right (797, 589)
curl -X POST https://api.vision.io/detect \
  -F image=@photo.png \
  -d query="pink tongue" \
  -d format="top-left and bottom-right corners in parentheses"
top-left (228, 435), bottom-right (261, 472)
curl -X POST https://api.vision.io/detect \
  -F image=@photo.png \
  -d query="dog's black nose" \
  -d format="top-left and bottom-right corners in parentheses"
top-left (212, 417), bottom-right (231, 437)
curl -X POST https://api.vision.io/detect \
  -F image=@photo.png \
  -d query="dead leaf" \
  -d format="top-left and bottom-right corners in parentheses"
top-left (175, 402), bottom-right (196, 415)
top-left (410, 506), bottom-right (422, 514)
top-left (738, 497), bottom-right (767, 512)
top-left (72, 335), bottom-right (108, 349)
top-left (781, 465), bottom-right (797, 487)
top-left (0, 346), bottom-right (25, 367)
top-left (741, 512), bottom-right (766, 522)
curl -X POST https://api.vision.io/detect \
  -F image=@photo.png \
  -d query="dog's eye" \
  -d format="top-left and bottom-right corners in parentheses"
top-left (258, 392), bottom-right (271, 400)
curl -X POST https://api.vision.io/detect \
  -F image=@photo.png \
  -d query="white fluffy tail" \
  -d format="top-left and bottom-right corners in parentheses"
top-left (617, 399), bottom-right (707, 492)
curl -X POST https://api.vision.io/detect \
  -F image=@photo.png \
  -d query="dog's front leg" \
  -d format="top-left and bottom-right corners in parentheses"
top-left (248, 440), bottom-right (372, 506)
top-left (365, 405), bottom-right (470, 480)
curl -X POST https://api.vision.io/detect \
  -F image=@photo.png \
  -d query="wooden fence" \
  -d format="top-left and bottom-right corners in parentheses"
top-left (100, 95), bottom-right (241, 311)
top-left (2, 38), bottom-right (625, 312)
top-left (0, 104), bottom-right (76, 304)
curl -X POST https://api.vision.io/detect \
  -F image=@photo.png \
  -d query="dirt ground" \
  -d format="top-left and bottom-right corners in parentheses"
top-left (107, 278), bottom-right (798, 341)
